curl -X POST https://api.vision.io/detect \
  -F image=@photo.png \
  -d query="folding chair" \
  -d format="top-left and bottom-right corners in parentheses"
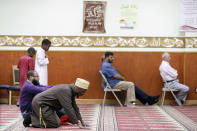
top-left (160, 73), bottom-right (182, 106)
top-left (99, 70), bottom-right (123, 107)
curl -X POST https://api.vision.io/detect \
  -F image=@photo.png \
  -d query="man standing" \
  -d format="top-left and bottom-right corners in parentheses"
top-left (35, 39), bottom-right (51, 86)
top-left (17, 47), bottom-right (36, 106)
top-left (101, 52), bottom-right (159, 106)
top-left (31, 78), bottom-right (90, 128)
top-left (159, 52), bottom-right (189, 105)
top-left (20, 70), bottom-right (52, 127)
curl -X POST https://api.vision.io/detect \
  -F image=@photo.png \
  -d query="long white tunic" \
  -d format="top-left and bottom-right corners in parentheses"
top-left (159, 60), bottom-right (178, 81)
top-left (35, 47), bottom-right (49, 86)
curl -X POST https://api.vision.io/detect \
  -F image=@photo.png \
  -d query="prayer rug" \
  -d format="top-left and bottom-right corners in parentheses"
top-left (163, 106), bottom-right (197, 131)
top-left (0, 105), bottom-right (24, 131)
top-left (114, 105), bottom-right (187, 131)
top-left (173, 106), bottom-right (197, 123)
top-left (27, 104), bottom-right (100, 131)
top-left (1, 104), bottom-right (197, 131)
top-left (99, 105), bottom-right (118, 131)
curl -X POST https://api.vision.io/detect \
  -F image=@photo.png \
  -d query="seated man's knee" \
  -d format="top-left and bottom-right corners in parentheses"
top-left (128, 82), bottom-right (134, 87)
top-left (182, 85), bottom-right (189, 92)
top-left (185, 86), bottom-right (189, 92)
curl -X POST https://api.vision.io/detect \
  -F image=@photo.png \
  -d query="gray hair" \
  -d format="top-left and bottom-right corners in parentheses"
top-left (162, 52), bottom-right (170, 60)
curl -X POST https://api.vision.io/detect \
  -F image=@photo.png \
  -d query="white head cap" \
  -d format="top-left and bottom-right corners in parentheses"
top-left (75, 78), bottom-right (90, 90)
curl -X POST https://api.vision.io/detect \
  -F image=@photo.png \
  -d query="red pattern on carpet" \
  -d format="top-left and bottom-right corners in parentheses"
top-left (27, 104), bottom-right (100, 131)
top-left (173, 106), bottom-right (197, 123)
top-left (1, 104), bottom-right (196, 131)
top-left (0, 105), bottom-right (22, 130)
top-left (115, 106), bottom-right (185, 131)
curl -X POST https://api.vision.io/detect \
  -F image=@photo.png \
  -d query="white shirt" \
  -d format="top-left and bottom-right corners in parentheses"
top-left (159, 60), bottom-right (178, 81)
top-left (35, 47), bottom-right (49, 86)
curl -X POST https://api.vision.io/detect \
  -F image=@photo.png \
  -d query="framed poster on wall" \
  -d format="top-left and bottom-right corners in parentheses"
top-left (83, 1), bottom-right (106, 33)
top-left (120, 4), bottom-right (138, 30)
top-left (180, 0), bottom-right (197, 31)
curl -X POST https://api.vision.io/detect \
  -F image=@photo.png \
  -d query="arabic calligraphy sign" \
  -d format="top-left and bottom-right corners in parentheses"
top-left (83, 1), bottom-right (106, 33)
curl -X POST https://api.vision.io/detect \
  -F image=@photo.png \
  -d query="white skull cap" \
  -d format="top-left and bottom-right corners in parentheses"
top-left (75, 78), bottom-right (90, 89)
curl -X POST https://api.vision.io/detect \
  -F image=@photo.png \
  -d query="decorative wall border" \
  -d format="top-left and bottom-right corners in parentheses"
top-left (0, 35), bottom-right (196, 48)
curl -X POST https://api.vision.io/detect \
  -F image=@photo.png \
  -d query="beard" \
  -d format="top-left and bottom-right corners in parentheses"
top-left (32, 79), bottom-right (40, 86)
top-left (108, 60), bottom-right (113, 63)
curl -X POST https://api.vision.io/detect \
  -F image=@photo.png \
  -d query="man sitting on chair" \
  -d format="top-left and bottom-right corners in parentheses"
top-left (101, 52), bottom-right (159, 106)
top-left (159, 52), bottom-right (189, 105)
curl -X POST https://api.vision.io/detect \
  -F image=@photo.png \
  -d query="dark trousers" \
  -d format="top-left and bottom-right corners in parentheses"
top-left (23, 104), bottom-right (32, 127)
top-left (135, 85), bottom-right (149, 104)
top-left (56, 108), bottom-right (66, 118)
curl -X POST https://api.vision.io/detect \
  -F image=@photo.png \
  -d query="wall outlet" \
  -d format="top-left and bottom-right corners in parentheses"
top-left (196, 88), bottom-right (197, 93)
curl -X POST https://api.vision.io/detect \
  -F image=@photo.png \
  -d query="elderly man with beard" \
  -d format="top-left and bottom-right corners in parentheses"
top-left (20, 70), bottom-right (52, 127)
top-left (31, 78), bottom-right (90, 128)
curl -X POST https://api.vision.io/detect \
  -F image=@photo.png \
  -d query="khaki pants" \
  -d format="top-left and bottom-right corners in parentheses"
top-left (114, 81), bottom-right (136, 103)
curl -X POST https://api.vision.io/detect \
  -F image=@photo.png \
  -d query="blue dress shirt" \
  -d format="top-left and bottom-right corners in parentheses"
top-left (101, 61), bottom-right (121, 88)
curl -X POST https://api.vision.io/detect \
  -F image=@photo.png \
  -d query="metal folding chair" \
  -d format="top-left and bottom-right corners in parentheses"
top-left (160, 73), bottom-right (182, 106)
top-left (99, 70), bottom-right (123, 107)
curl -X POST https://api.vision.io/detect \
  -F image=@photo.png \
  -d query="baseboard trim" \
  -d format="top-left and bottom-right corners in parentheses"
top-left (0, 98), bottom-right (8, 104)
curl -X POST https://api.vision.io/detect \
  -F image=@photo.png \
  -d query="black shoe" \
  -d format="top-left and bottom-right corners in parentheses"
top-left (16, 102), bottom-right (20, 107)
top-left (23, 113), bottom-right (31, 127)
top-left (148, 99), bottom-right (159, 105)
top-left (151, 95), bottom-right (160, 100)
top-left (140, 99), bottom-right (147, 105)
top-left (23, 121), bottom-right (30, 127)
top-left (147, 95), bottom-right (159, 105)
top-left (180, 100), bottom-right (184, 105)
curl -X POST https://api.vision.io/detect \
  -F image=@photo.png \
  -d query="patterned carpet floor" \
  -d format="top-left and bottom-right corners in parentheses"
top-left (162, 106), bottom-right (197, 131)
top-left (174, 106), bottom-right (197, 123)
top-left (27, 104), bottom-right (101, 131)
top-left (0, 104), bottom-right (197, 131)
top-left (0, 105), bottom-right (23, 131)
top-left (114, 106), bottom-right (185, 131)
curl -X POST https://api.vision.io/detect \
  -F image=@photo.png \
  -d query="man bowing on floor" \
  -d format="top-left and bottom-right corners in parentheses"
top-left (31, 78), bottom-right (90, 128)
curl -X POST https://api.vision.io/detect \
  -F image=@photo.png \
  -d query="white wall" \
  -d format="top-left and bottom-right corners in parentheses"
top-left (0, 0), bottom-right (186, 37)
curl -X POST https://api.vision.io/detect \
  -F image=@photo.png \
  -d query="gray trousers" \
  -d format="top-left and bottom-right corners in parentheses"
top-left (31, 100), bottom-right (61, 128)
top-left (168, 80), bottom-right (189, 101)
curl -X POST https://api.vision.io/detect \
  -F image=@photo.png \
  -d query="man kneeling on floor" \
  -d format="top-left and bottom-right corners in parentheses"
top-left (31, 78), bottom-right (90, 128)
top-left (20, 70), bottom-right (52, 127)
